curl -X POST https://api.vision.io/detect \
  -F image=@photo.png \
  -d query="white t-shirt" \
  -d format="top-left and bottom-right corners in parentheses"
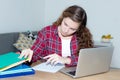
top-left (61, 38), bottom-right (71, 57)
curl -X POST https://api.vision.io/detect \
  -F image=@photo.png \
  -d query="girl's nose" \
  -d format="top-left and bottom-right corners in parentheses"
top-left (64, 27), bottom-right (69, 33)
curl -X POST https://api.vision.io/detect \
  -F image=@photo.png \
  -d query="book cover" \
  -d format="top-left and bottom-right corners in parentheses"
top-left (0, 64), bottom-right (35, 78)
top-left (0, 52), bottom-right (28, 71)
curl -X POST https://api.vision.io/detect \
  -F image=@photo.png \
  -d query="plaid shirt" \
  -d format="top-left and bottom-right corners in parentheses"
top-left (31, 25), bottom-right (78, 66)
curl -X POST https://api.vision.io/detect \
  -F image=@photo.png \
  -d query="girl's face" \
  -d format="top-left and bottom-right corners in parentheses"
top-left (59, 17), bottom-right (80, 37)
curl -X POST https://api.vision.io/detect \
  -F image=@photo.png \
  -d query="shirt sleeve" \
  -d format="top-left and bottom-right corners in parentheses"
top-left (31, 28), bottom-right (47, 62)
top-left (65, 55), bottom-right (78, 67)
top-left (65, 35), bottom-right (78, 67)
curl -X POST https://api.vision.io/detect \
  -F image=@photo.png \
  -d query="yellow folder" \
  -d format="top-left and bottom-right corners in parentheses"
top-left (0, 52), bottom-right (28, 71)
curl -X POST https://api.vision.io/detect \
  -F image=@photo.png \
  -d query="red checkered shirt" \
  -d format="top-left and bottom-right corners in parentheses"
top-left (31, 25), bottom-right (78, 66)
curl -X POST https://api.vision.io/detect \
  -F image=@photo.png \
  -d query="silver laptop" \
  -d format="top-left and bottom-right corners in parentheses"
top-left (60, 46), bottom-right (114, 78)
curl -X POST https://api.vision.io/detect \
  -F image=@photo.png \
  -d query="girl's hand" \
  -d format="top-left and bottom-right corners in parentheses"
top-left (43, 53), bottom-right (71, 65)
top-left (18, 49), bottom-right (33, 62)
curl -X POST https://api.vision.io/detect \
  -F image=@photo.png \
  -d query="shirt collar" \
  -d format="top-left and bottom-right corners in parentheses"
top-left (53, 25), bottom-right (59, 36)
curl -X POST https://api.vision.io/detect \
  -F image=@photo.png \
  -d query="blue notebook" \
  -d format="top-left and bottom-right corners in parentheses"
top-left (0, 64), bottom-right (35, 78)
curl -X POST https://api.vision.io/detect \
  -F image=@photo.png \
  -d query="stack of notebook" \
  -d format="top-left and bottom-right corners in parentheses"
top-left (0, 52), bottom-right (35, 78)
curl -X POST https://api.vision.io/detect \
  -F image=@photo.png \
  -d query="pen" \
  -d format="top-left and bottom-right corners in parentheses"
top-left (40, 56), bottom-right (47, 60)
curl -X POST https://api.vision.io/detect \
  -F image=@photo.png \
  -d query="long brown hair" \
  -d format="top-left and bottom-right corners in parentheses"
top-left (53, 5), bottom-right (93, 54)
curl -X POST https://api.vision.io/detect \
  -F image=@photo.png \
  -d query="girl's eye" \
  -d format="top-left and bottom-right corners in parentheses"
top-left (70, 28), bottom-right (76, 31)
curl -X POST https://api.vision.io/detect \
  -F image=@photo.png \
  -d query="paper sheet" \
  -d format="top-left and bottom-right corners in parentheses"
top-left (32, 62), bottom-right (65, 73)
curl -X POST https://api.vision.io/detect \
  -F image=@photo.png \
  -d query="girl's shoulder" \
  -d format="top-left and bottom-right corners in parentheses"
top-left (44, 25), bottom-right (57, 30)
top-left (39, 25), bottom-right (58, 33)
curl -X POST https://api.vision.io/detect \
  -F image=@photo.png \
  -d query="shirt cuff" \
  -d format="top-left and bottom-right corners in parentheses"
top-left (65, 56), bottom-right (77, 67)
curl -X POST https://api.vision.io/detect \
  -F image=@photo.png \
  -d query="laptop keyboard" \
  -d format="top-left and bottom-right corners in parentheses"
top-left (67, 71), bottom-right (76, 76)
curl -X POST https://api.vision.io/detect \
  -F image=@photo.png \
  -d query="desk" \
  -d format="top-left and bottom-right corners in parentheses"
top-left (3, 61), bottom-right (120, 80)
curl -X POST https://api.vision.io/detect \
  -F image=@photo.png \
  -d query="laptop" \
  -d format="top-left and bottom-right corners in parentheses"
top-left (60, 46), bottom-right (114, 78)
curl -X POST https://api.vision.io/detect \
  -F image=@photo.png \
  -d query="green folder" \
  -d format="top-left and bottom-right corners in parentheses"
top-left (0, 52), bottom-right (27, 71)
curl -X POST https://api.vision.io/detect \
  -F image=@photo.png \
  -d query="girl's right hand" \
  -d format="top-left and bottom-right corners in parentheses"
top-left (18, 49), bottom-right (33, 62)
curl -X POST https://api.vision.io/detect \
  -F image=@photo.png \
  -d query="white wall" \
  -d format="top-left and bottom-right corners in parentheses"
top-left (44, 0), bottom-right (120, 68)
top-left (0, 0), bottom-right (120, 68)
top-left (0, 0), bottom-right (45, 33)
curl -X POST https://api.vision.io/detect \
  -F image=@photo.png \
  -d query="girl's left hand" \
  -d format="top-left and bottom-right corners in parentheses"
top-left (43, 53), bottom-right (71, 65)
